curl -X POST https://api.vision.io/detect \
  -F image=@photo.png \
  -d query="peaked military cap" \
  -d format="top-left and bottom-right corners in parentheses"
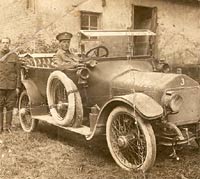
top-left (56, 32), bottom-right (73, 41)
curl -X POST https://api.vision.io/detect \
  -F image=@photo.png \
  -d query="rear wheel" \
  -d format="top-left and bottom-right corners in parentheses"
top-left (18, 90), bottom-right (38, 132)
top-left (106, 106), bottom-right (156, 172)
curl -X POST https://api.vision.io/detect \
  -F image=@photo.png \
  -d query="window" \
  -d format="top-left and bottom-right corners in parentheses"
top-left (132, 5), bottom-right (157, 56)
top-left (81, 12), bottom-right (100, 40)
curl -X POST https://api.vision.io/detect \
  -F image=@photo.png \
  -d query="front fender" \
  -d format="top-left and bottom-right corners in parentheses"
top-left (122, 93), bottom-right (163, 119)
top-left (86, 93), bottom-right (163, 140)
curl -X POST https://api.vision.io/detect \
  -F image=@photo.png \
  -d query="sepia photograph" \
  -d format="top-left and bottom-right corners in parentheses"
top-left (0, 0), bottom-right (200, 178)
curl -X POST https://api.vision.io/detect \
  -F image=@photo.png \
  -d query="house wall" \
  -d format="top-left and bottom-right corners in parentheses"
top-left (133, 0), bottom-right (200, 64)
top-left (0, 0), bottom-right (38, 49)
top-left (0, 0), bottom-right (199, 63)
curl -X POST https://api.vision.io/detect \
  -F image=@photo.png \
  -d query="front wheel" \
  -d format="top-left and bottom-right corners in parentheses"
top-left (106, 106), bottom-right (156, 172)
top-left (18, 90), bottom-right (38, 132)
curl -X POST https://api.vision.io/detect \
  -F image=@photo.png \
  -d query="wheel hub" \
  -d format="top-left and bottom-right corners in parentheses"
top-left (57, 101), bottom-right (68, 111)
top-left (117, 135), bottom-right (135, 148)
top-left (19, 108), bottom-right (28, 117)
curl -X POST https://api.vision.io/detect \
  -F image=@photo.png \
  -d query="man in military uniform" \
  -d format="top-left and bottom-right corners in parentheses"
top-left (0, 37), bottom-right (21, 133)
top-left (53, 32), bottom-right (79, 69)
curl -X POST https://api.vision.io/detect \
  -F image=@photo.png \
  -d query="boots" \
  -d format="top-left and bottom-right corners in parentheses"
top-left (5, 110), bottom-right (13, 133)
top-left (0, 108), bottom-right (3, 133)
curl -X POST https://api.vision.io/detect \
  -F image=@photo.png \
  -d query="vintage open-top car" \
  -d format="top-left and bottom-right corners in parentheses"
top-left (18, 30), bottom-right (200, 172)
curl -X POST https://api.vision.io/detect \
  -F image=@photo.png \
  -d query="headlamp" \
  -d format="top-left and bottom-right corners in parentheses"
top-left (162, 93), bottom-right (183, 113)
top-left (77, 68), bottom-right (89, 80)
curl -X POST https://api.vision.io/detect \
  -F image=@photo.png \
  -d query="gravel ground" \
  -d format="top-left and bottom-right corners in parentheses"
top-left (1, 118), bottom-right (200, 179)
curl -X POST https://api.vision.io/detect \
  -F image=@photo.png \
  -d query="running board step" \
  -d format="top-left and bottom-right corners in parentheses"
top-left (33, 115), bottom-right (91, 137)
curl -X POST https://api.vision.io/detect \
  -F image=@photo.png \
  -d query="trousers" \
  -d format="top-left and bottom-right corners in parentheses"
top-left (0, 89), bottom-right (17, 130)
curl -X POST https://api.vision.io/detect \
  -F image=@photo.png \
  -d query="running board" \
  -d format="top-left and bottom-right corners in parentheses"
top-left (33, 115), bottom-right (91, 137)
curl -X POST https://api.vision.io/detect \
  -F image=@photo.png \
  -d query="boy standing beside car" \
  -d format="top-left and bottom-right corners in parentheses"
top-left (0, 37), bottom-right (21, 133)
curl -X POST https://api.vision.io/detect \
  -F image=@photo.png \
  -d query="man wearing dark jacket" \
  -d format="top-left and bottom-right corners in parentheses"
top-left (0, 37), bottom-right (21, 133)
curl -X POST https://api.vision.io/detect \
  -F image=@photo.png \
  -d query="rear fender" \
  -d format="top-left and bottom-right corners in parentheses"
top-left (86, 93), bottom-right (163, 140)
top-left (21, 79), bottom-right (47, 115)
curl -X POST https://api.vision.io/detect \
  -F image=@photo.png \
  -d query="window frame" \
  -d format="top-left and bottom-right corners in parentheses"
top-left (80, 11), bottom-right (101, 40)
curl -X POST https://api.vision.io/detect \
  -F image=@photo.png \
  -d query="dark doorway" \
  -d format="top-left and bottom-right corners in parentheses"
top-left (132, 5), bottom-right (157, 56)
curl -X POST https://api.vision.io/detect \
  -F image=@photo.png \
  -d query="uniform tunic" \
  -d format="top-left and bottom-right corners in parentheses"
top-left (53, 49), bottom-right (79, 69)
top-left (0, 50), bottom-right (21, 89)
top-left (0, 50), bottom-right (21, 109)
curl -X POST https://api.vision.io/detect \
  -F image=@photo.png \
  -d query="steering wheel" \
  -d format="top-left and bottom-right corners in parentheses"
top-left (85, 45), bottom-right (109, 58)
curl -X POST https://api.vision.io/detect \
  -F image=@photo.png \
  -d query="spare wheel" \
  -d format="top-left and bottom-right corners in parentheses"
top-left (70, 81), bottom-right (83, 127)
top-left (47, 71), bottom-right (79, 126)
